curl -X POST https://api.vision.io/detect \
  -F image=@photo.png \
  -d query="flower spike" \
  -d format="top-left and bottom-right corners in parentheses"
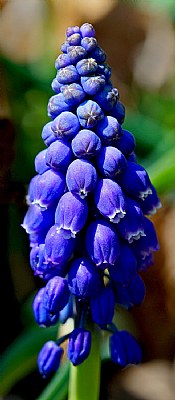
top-left (22, 22), bottom-right (161, 377)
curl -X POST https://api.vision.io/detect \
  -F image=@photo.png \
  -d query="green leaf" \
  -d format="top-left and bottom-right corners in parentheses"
top-left (0, 325), bottom-right (58, 396)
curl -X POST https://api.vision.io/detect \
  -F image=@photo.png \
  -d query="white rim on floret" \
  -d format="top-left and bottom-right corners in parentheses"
top-left (128, 229), bottom-right (146, 244)
top-left (109, 209), bottom-right (126, 224)
top-left (138, 187), bottom-right (152, 200)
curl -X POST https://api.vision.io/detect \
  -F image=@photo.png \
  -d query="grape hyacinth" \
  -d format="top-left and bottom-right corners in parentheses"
top-left (22, 23), bottom-right (161, 383)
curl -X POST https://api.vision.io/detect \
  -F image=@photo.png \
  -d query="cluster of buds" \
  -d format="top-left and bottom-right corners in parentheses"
top-left (22, 23), bottom-right (161, 378)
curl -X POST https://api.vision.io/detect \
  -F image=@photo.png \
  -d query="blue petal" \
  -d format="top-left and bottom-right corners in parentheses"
top-left (117, 161), bottom-right (152, 201)
top-left (86, 220), bottom-right (120, 267)
top-left (115, 129), bottom-right (135, 156)
top-left (30, 170), bottom-right (66, 208)
top-left (77, 100), bottom-right (104, 129)
top-left (68, 257), bottom-right (101, 298)
top-left (45, 224), bottom-right (75, 265)
top-left (45, 140), bottom-right (73, 172)
top-left (96, 146), bottom-right (127, 177)
top-left (66, 159), bottom-right (97, 198)
top-left (41, 121), bottom-right (57, 147)
top-left (55, 192), bottom-right (88, 237)
top-left (81, 37), bottom-right (97, 52)
top-left (90, 285), bottom-right (115, 326)
top-left (51, 111), bottom-right (80, 140)
top-left (33, 288), bottom-right (59, 327)
top-left (109, 242), bottom-right (137, 284)
top-left (22, 203), bottom-right (55, 234)
top-left (81, 75), bottom-right (106, 96)
top-left (47, 93), bottom-right (71, 119)
top-left (56, 65), bottom-right (79, 84)
top-left (44, 276), bottom-right (69, 313)
top-left (55, 53), bottom-right (71, 69)
top-left (137, 184), bottom-right (162, 216)
top-left (71, 129), bottom-right (101, 159)
top-left (38, 341), bottom-right (63, 378)
top-left (96, 115), bottom-right (122, 144)
top-left (116, 197), bottom-right (145, 243)
top-left (111, 101), bottom-right (125, 124)
top-left (34, 149), bottom-right (49, 175)
top-left (76, 58), bottom-right (98, 75)
top-left (60, 83), bottom-right (86, 107)
top-left (80, 23), bottom-right (96, 38)
top-left (94, 179), bottom-right (126, 223)
top-left (67, 328), bottom-right (91, 366)
top-left (67, 46), bottom-right (87, 64)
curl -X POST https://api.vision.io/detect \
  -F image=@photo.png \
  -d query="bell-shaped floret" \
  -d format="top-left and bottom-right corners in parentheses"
top-left (76, 58), bottom-right (98, 76)
top-left (90, 285), bottom-right (115, 326)
top-left (110, 330), bottom-right (142, 367)
top-left (45, 140), bottom-right (73, 172)
top-left (81, 75), bottom-right (106, 96)
top-left (111, 101), bottom-right (125, 124)
top-left (71, 129), bottom-right (101, 159)
top-left (38, 341), bottom-right (63, 378)
top-left (67, 46), bottom-right (87, 64)
top-left (93, 84), bottom-right (119, 112)
top-left (81, 37), bottom-right (97, 52)
top-left (55, 192), bottom-right (88, 238)
top-left (94, 179), bottom-right (126, 223)
top-left (96, 115), bottom-right (122, 144)
top-left (22, 203), bottom-right (55, 234)
top-left (51, 78), bottom-right (63, 94)
top-left (114, 273), bottom-right (145, 308)
top-left (29, 170), bottom-right (66, 208)
top-left (61, 83), bottom-right (85, 107)
top-left (47, 93), bottom-right (71, 119)
top-left (44, 276), bottom-right (69, 314)
top-left (30, 244), bottom-right (66, 279)
top-left (77, 100), bottom-right (104, 129)
top-left (89, 46), bottom-right (106, 63)
top-left (68, 257), bottom-right (101, 298)
top-left (131, 216), bottom-right (159, 258)
top-left (55, 53), bottom-right (71, 69)
top-left (33, 288), bottom-right (59, 327)
top-left (67, 328), bottom-right (91, 366)
top-left (45, 225), bottom-right (75, 265)
top-left (86, 220), bottom-right (120, 268)
top-left (51, 111), bottom-right (80, 140)
top-left (96, 146), bottom-right (127, 177)
top-left (67, 33), bottom-right (82, 46)
top-left (115, 130), bottom-right (136, 157)
top-left (66, 159), bottom-right (97, 198)
top-left (56, 65), bottom-right (79, 84)
top-left (109, 242), bottom-right (137, 284)
top-left (117, 162), bottom-right (152, 201)
top-left (80, 23), bottom-right (96, 38)
top-left (116, 197), bottom-right (145, 243)
top-left (66, 26), bottom-right (80, 37)
top-left (34, 149), bottom-right (49, 175)
top-left (41, 121), bottom-right (57, 147)
top-left (137, 184), bottom-right (162, 216)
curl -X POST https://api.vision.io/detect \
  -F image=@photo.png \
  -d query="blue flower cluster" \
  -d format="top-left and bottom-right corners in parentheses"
top-left (22, 23), bottom-right (161, 378)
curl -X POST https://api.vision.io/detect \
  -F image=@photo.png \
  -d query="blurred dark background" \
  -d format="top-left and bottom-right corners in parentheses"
top-left (0, 1), bottom-right (175, 399)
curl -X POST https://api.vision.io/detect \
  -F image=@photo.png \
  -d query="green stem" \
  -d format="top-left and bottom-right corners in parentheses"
top-left (68, 326), bottom-right (101, 400)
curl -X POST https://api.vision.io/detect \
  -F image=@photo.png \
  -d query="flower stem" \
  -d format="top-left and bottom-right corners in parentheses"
top-left (68, 326), bottom-right (101, 400)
